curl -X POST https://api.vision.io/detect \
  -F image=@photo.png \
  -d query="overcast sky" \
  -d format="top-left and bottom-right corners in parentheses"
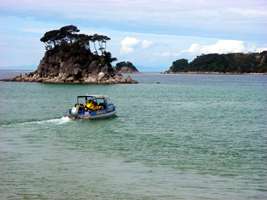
top-left (0, 0), bottom-right (266, 71)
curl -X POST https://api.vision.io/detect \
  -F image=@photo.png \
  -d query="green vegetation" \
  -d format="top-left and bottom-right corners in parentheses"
top-left (166, 52), bottom-right (267, 73)
top-left (168, 59), bottom-right (189, 73)
top-left (115, 61), bottom-right (139, 73)
top-left (40, 25), bottom-right (111, 55)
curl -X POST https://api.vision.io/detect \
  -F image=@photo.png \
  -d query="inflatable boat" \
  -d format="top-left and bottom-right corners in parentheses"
top-left (68, 95), bottom-right (116, 119)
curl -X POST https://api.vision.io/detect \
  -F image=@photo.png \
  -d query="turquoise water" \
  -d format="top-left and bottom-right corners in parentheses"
top-left (0, 73), bottom-right (267, 199)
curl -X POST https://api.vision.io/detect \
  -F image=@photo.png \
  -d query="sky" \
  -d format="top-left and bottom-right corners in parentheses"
top-left (0, 0), bottom-right (266, 71)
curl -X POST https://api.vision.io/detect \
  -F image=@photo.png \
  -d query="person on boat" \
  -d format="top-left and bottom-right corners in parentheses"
top-left (86, 100), bottom-right (103, 111)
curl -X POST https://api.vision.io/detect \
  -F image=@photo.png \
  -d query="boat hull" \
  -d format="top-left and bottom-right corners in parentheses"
top-left (68, 110), bottom-right (116, 120)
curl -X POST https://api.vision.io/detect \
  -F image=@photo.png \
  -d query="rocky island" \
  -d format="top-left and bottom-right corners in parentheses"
top-left (166, 51), bottom-right (267, 73)
top-left (114, 61), bottom-right (139, 73)
top-left (3, 25), bottom-right (137, 84)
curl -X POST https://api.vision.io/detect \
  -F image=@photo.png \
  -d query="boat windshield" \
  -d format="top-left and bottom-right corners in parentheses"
top-left (77, 97), bottom-right (85, 105)
top-left (95, 98), bottom-right (105, 105)
top-left (76, 96), bottom-right (107, 105)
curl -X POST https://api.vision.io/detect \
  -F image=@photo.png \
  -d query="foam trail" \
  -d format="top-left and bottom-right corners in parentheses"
top-left (1, 117), bottom-right (72, 127)
top-left (36, 116), bottom-right (71, 125)
top-left (14, 116), bottom-right (72, 126)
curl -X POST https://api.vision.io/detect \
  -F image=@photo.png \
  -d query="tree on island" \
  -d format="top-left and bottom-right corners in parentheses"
top-left (40, 25), bottom-right (111, 55)
top-left (115, 61), bottom-right (139, 73)
top-left (169, 59), bottom-right (189, 72)
top-left (37, 25), bottom-right (119, 78)
top-left (166, 52), bottom-right (267, 73)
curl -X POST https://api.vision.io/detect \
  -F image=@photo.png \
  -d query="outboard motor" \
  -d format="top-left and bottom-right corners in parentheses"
top-left (71, 106), bottom-right (78, 115)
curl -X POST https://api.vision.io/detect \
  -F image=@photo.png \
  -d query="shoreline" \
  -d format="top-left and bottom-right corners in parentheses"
top-left (0, 79), bottom-right (138, 84)
top-left (161, 71), bottom-right (267, 75)
top-left (0, 70), bottom-right (266, 84)
top-left (0, 71), bottom-right (138, 84)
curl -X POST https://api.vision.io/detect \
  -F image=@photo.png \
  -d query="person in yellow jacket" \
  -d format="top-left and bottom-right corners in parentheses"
top-left (86, 100), bottom-right (103, 111)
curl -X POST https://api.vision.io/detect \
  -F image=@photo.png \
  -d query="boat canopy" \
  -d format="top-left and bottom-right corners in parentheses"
top-left (77, 95), bottom-right (108, 99)
top-left (76, 95), bottom-right (110, 104)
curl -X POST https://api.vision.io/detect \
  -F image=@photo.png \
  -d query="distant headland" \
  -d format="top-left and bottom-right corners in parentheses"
top-left (165, 51), bottom-right (267, 74)
top-left (2, 25), bottom-right (137, 84)
top-left (115, 61), bottom-right (139, 73)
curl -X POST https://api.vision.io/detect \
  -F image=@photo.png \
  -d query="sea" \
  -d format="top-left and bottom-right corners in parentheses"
top-left (0, 70), bottom-right (266, 200)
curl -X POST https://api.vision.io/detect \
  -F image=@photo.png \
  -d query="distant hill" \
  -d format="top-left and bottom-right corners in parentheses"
top-left (115, 61), bottom-right (139, 73)
top-left (166, 51), bottom-right (267, 73)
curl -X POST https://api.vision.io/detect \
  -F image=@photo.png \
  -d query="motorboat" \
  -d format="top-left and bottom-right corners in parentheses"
top-left (68, 95), bottom-right (116, 119)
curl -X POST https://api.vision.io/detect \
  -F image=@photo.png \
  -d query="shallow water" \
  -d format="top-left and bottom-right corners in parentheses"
top-left (0, 73), bottom-right (267, 199)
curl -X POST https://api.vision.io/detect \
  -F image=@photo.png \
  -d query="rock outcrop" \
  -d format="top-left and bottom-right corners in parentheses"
top-left (3, 25), bottom-right (137, 84)
top-left (165, 51), bottom-right (267, 73)
top-left (114, 61), bottom-right (139, 73)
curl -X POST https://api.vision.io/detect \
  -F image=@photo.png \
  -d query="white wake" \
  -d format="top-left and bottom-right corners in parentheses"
top-left (35, 116), bottom-right (71, 125)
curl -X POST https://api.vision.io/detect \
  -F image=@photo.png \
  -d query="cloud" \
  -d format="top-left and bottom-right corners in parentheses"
top-left (157, 51), bottom-right (180, 57)
top-left (256, 47), bottom-right (267, 52)
top-left (120, 37), bottom-right (140, 53)
top-left (228, 8), bottom-right (267, 18)
top-left (185, 40), bottom-right (247, 54)
top-left (1, 0), bottom-right (267, 40)
top-left (120, 37), bottom-right (153, 53)
top-left (141, 40), bottom-right (153, 48)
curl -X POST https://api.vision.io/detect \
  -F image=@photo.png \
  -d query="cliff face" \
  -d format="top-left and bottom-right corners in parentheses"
top-left (39, 44), bottom-right (113, 76)
top-left (6, 25), bottom-right (137, 84)
top-left (11, 45), bottom-right (135, 84)
top-left (166, 51), bottom-right (267, 73)
top-left (115, 61), bottom-right (139, 73)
